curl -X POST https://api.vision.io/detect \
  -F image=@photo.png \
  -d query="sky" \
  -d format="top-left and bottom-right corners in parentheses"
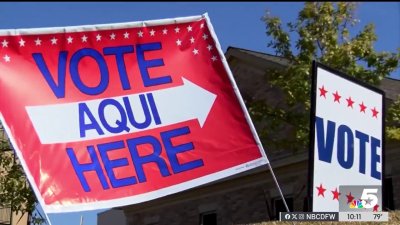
top-left (0, 2), bottom-right (398, 225)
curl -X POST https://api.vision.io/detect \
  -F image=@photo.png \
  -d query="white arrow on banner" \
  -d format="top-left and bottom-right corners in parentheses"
top-left (26, 78), bottom-right (217, 144)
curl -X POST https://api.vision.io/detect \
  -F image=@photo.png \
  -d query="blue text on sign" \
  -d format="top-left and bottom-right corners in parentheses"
top-left (79, 93), bottom-right (161, 138)
top-left (67, 126), bottom-right (204, 191)
top-left (32, 42), bottom-right (171, 98)
top-left (315, 116), bottom-right (381, 180)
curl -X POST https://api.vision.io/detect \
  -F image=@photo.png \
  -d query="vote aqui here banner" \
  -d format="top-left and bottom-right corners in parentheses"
top-left (310, 62), bottom-right (384, 212)
top-left (0, 14), bottom-right (268, 213)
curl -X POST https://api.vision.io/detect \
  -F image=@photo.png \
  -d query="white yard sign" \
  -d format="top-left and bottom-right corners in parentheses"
top-left (310, 62), bottom-right (384, 212)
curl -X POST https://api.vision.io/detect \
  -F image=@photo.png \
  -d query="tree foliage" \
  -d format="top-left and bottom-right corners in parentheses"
top-left (256, 2), bottom-right (400, 151)
top-left (0, 125), bottom-right (46, 224)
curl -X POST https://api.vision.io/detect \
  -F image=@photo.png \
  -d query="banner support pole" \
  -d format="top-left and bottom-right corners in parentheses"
top-left (35, 202), bottom-right (53, 225)
top-left (267, 162), bottom-right (290, 212)
top-left (43, 211), bottom-right (53, 225)
top-left (267, 162), bottom-right (297, 225)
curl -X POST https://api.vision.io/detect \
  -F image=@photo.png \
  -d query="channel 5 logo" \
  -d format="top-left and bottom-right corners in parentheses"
top-left (349, 188), bottom-right (378, 209)
top-left (339, 186), bottom-right (381, 212)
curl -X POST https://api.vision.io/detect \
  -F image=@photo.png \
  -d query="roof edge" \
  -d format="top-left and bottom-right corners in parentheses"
top-left (226, 45), bottom-right (287, 60)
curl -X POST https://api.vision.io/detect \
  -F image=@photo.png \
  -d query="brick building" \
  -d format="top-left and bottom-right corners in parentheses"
top-left (98, 47), bottom-right (400, 225)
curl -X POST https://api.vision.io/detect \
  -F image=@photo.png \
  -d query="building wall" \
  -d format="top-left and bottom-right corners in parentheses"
top-left (123, 159), bottom-right (309, 225)
top-left (98, 209), bottom-right (127, 225)
top-left (120, 48), bottom-right (400, 224)
top-left (123, 143), bottom-right (399, 225)
top-left (126, 185), bottom-right (269, 225)
top-left (392, 174), bottom-right (400, 209)
top-left (385, 141), bottom-right (400, 209)
top-left (0, 207), bottom-right (11, 224)
top-left (11, 212), bottom-right (28, 225)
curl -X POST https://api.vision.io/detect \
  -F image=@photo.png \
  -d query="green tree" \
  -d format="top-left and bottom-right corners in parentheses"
top-left (0, 125), bottom-right (45, 224)
top-left (255, 2), bottom-right (400, 152)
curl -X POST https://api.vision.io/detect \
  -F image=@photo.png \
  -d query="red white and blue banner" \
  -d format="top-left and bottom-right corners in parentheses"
top-left (0, 14), bottom-right (268, 213)
top-left (310, 62), bottom-right (384, 212)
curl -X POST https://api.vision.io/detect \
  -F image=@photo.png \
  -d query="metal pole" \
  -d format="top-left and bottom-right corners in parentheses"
top-left (267, 162), bottom-right (297, 225)
top-left (43, 211), bottom-right (53, 225)
top-left (267, 162), bottom-right (290, 212)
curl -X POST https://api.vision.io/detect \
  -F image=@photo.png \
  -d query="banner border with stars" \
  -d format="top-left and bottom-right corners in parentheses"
top-left (0, 13), bottom-right (270, 213)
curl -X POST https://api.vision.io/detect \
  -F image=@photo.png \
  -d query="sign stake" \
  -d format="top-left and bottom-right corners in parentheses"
top-left (267, 162), bottom-right (291, 212)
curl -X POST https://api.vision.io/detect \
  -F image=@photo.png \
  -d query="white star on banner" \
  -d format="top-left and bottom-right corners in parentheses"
top-left (150, 29), bottom-right (156, 36)
top-left (2, 40), bottom-right (8, 48)
top-left (207, 45), bottom-right (213, 51)
top-left (110, 33), bottom-right (116, 40)
top-left (187, 25), bottom-right (193, 32)
top-left (19, 39), bottom-right (26, 47)
top-left (123, 32), bottom-right (130, 39)
top-left (200, 23), bottom-right (205, 28)
top-left (190, 37), bottom-right (195, 44)
top-left (174, 27), bottom-right (180, 33)
top-left (3, 54), bottom-right (10, 62)
top-left (81, 35), bottom-right (88, 43)
top-left (202, 34), bottom-right (208, 40)
top-left (67, 36), bottom-right (73, 44)
top-left (35, 38), bottom-right (42, 46)
top-left (96, 34), bottom-right (102, 41)
top-left (162, 28), bottom-right (168, 35)
top-left (138, 31), bottom-right (144, 37)
top-left (51, 37), bottom-right (58, 45)
top-left (192, 48), bottom-right (199, 55)
top-left (211, 56), bottom-right (218, 61)
top-left (176, 39), bottom-right (182, 46)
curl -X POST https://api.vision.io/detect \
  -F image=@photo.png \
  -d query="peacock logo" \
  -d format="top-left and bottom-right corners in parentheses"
top-left (349, 200), bottom-right (363, 209)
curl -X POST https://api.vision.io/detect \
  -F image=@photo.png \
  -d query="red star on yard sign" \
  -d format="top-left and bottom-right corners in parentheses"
top-left (359, 102), bottom-right (367, 113)
top-left (319, 85), bottom-right (328, 98)
top-left (331, 188), bottom-right (340, 200)
top-left (373, 204), bottom-right (379, 212)
top-left (346, 192), bottom-right (354, 204)
top-left (346, 97), bottom-right (354, 108)
top-left (333, 91), bottom-right (341, 103)
top-left (316, 184), bottom-right (326, 197)
top-left (371, 107), bottom-right (379, 118)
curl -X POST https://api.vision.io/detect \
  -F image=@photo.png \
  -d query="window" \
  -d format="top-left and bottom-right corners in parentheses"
top-left (199, 210), bottom-right (217, 225)
top-left (383, 177), bottom-right (394, 210)
top-left (0, 206), bottom-right (11, 225)
top-left (272, 197), bottom-right (293, 220)
top-left (143, 215), bottom-right (159, 225)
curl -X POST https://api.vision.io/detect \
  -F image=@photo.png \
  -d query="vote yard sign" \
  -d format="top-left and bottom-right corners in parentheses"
top-left (0, 14), bottom-right (268, 213)
top-left (310, 62), bottom-right (384, 212)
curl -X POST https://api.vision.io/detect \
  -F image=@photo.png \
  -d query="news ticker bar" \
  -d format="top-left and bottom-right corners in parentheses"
top-left (280, 212), bottom-right (388, 222)
top-left (339, 212), bottom-right (388, 222)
